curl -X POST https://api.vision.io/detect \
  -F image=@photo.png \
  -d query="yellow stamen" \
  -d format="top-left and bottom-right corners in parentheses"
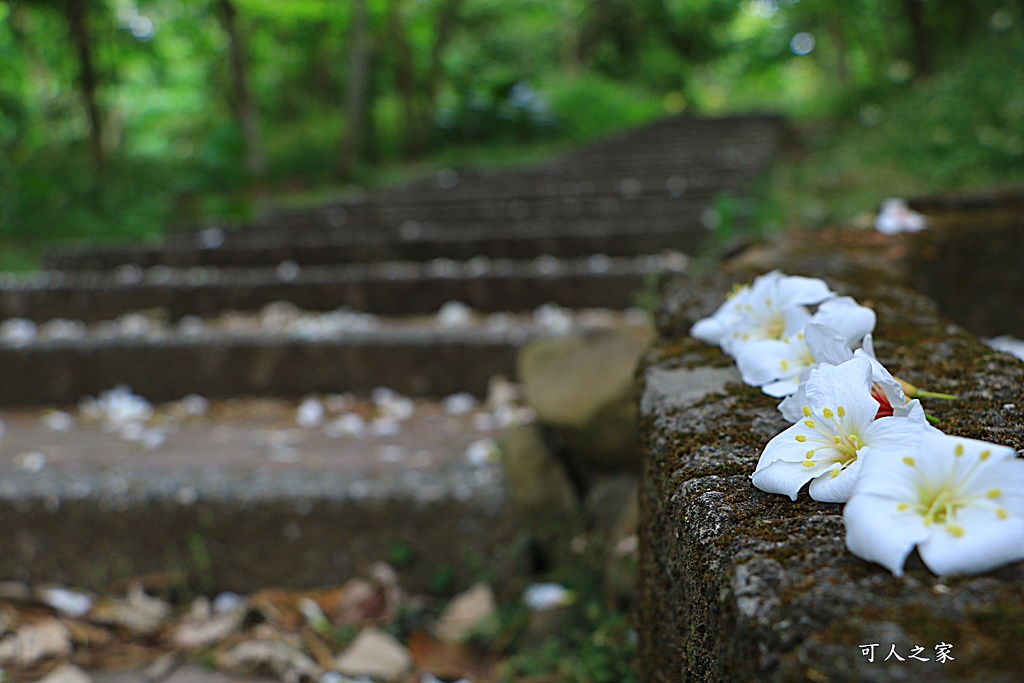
top-left (802, 461), bottom-right (816, 468)
top-left (997, 508), bottom-right (1009, 520)
top-left (946, 524), bottom-right (965, 538)
top-left (837, 406), bottom-right (846, 418)
top-left (804, 420), bottom-right (816, 429)
top-left (980, 449), bottom-right (991, 461)
top-left (802, 406), bottom-right (812, 417)
top-left (805, 450), bottom-right (815, 459)
top-left (897, 503), bottom-right (910, 511)
top-left (795, 435), bottom-right (807, 443)
top-left (830, 469), bottom-right (840, 478)
top-left (954, 444), bottom-right (964, 456)
top-left (987, 489), bottom-right (1002, 499)
top-left (903, 457), bottom-right (916, 467)
top-left (822, 408), bottom-right (834, 419)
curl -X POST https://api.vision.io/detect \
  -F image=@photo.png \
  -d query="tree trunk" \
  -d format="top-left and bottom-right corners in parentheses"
top-left (339, 0), bottom-right (371, 180)
top-left (387, 0), bottom-right (424, 158)
top-left (425, 0), bottom-right (463, 110)
top-left (217, 0), bottom-right (267, 176)
top-left (66, 0), bottom-right (103, 168)
top-left (902, 0), bottom-right (934, 78)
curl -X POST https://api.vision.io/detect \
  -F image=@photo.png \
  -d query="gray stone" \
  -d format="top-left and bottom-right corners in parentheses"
top-left (639, 365), bottom-right (740, 417)
top-left (519, 325), bottom-right (655, 471)
top-left (500, 422), bottom-right (581, 562)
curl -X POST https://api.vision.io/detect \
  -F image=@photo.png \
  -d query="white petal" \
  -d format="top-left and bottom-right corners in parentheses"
top-left (751, 460), bottom-right (819, 500)
top-left (804, 323), bottom-right (854, 366)
top-left (844, 493), bottom-right (930, 576)
top-left (778, 387), bottom-right (809, 422)
top-left (734, 339), bottom-right (804, 388)
top-left (918, 510), bottom-right (1024, 576)
top-left (812, 297), bottom-right (876, 347)
top-left (771, 274), bottom-right (835, 308)
top-left (860, 333), bottom-right (877, 359)
top-left (691, 314), bottom-right (735, 346)
top-left (804, 357), bottom-right (878, 427)
top-left (808, 457), bottom-right (862, 503)
top-left (853, 437), bottom-right (939, 500)
top-left (863, 415), bottom-right (928, 455)
top-left (762, 377), bottom-right (802, 398)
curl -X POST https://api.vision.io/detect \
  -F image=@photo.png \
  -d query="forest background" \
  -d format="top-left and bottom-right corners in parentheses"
top-left (1, 0), bottom-right (1023, 270)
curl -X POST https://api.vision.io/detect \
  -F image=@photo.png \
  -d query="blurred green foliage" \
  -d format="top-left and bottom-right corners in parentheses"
top-left (1, 0), bottom-right (1023, 265)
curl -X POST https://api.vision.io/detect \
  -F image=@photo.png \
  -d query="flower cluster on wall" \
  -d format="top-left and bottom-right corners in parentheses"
top-left (691, 271), bottom-right (1024, 576)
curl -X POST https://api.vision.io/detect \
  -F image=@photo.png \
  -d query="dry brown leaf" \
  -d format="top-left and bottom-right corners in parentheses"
top-left (64, 620), bottom-right (113, 648)
top-left (334, 627), bottom-right (411, 681)
top-left (90, 586), bottom-right (171, 637)
top-left (0, 617), bottom-right (72, 667)
top-left (433, 583), bottom-right (495, 643)
top-left (217, 638), bottom-right (322, 682)
top-left (408, 630), bottom-right (498, 683)
top-left (171, 597), bottom-right (247, 650)
top-left (36, 662), bottom-right (93, 683)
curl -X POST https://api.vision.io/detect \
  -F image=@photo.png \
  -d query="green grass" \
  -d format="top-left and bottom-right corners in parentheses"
top-left (754, 32), bottom-right (1024, 233)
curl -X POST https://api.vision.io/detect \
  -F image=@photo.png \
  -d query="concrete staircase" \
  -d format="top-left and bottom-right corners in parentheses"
top-left (0, 114), bottom-right (784, 595)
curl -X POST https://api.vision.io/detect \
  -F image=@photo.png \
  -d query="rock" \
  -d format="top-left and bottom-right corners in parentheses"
top-left (433, 583), bottom-right (496, 643)
top-left (518, 325), bottom-right (654, 471)
top-left (500, 422), bottom-right (581, 562)
top-left (334, 628), bottom-right (412, 681)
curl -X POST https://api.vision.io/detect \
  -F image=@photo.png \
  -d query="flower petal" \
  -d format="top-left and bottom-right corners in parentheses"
top-left (863, 415), bottom-right (929, 455)
top-left (734, 339), bottom-right (801, 388)
top-left (808, 457), bottom-right (863, 503)
top-left (762, 377), bottom-right (801, 398)
top-left (751, 459), bottom-right (820, 500)
top-left (770, 273), bottom-right (835, 309)
top-left (844, 492), bottom-right (930, 576)
top-left (804, 323), bottom-right (854, 366)
top-left (918, 509), bottom-right (1024, 576)
top-left (812, 297), bottom-right (876, 347)
top-left (804, 357), bottom-right (878, 427)
top-left (778, 387), bottom-right (808, 423)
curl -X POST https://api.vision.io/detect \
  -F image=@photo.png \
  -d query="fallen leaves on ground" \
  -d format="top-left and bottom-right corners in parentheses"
top-left (0, 564), bottom-right (513, 683)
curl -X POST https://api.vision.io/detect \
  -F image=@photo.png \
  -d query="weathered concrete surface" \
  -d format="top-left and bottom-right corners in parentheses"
top-left (906, 188), bottom-right (1024, 338)
top-left (0, 327), bottom-right (524, 406)
top-left (0, 257), bottom-right (658, 323)
top-left (637, 228), bottom-right (1024, 682)
top-left (43, 224), bottom-right (694, 272)
top-left (0, 399), bottom-right (515, 595)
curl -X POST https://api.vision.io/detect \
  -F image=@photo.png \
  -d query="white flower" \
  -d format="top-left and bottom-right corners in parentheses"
top-left (778, 334), bottom-right (921, 422)
top-left (690, 271), bottom-right (833, 352)
top-left (845, 430), bottom-right (1024, 576)
top-left (735, 323), bottom-right (853, 398)
top-left (752, 357), bottom-right (928, 503)
top-left (875, 198), bottom-right (927, 235)
top-left (811, 297), bottom-right (876, 349)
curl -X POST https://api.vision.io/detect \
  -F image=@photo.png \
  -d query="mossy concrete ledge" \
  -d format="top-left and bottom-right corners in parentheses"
top-left (636, 232), bottom-right (1024, 683)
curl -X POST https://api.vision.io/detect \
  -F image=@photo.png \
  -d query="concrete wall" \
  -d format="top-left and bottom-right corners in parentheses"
top-left (637, 230), bottom-right (1024, 682)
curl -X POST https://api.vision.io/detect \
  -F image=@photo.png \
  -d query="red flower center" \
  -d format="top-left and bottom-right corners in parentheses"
top-left (871, 383), bottom-right (894, 419)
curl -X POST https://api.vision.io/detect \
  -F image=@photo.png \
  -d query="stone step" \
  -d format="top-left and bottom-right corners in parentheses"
top-left (0, 393), bottom-right (519, 594)
top-left (44, 223), bottom-right (699, 272)
top-left (2, 255), bottom-right (676, 323)
top-left (251, 180), bottom-right (743, 233)
top-left (0, 305), bottom-right (651, 405)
